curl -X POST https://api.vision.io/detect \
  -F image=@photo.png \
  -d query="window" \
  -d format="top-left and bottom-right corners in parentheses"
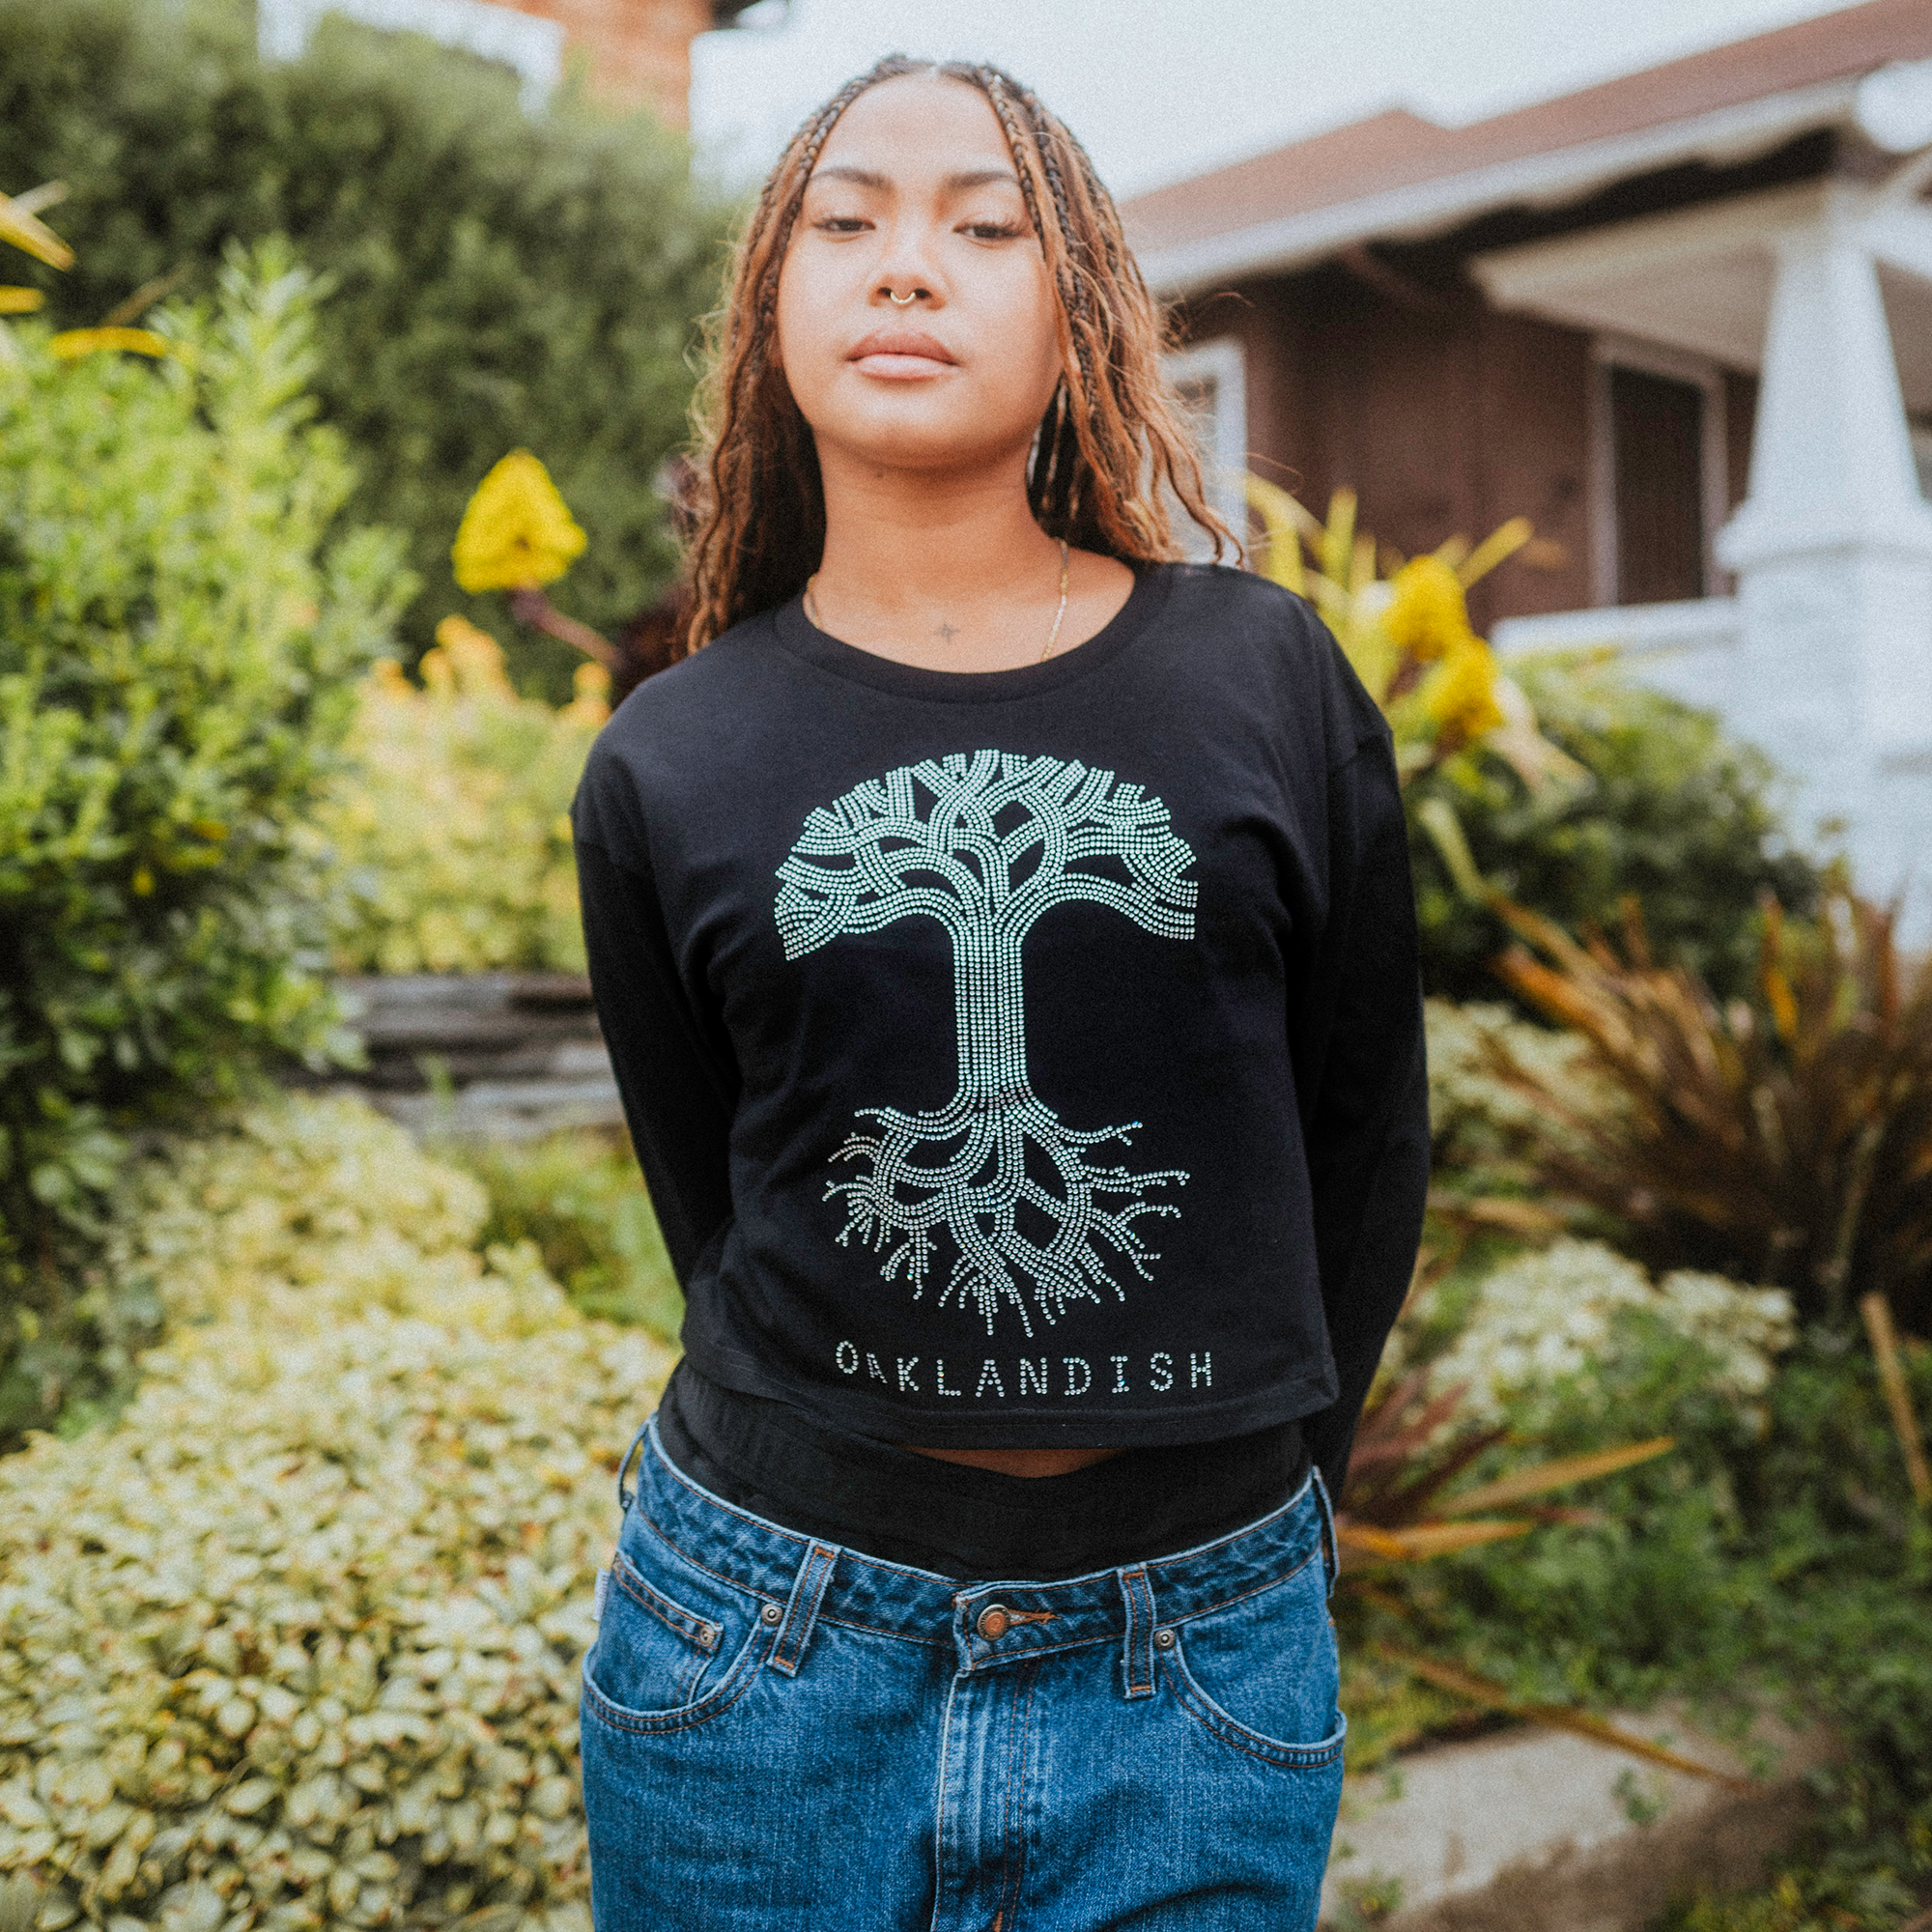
top-left (1161, 338), bottom-right (1248, 560)
top-left (1589, 336), bottom-right (1728, 607)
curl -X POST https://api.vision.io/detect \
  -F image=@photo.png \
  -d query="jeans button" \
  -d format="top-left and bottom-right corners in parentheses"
top-left (761, 1603), bottom-right (782, 1626)
top-left (977, 1604), bottom-right (1010, 1639)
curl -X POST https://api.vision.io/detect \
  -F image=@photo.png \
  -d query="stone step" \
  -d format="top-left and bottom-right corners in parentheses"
top-left (294, 974), bottom-right (621, 1141)
top-left (1321, 1704), bottom-right (1833, 1932)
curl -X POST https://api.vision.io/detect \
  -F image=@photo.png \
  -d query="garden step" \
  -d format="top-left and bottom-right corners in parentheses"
top-left (1321, 1706), bottom-right (1834, 1932)
top-left (372, 1075), bottom-right (627, 1142)
top-left (294, 973), bottom-right (622, 1139)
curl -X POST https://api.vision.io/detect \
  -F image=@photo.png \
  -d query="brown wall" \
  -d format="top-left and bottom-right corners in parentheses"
top-left (503, 0), bottom-right (714, 125)
top-left (1182, 272), bottom-right (1602, 633)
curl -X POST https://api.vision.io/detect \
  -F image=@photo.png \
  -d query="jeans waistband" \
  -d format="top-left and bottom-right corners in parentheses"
top-left (619, 1416), bottom-right (1335, 1690)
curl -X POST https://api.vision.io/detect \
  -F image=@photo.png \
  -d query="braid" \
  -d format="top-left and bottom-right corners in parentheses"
top-left (682, 55), bottom-right (1236, 652)
top-left (970, 71), bottom-right (1056, 275)
top-left (1008, 81), bottom-right (1086, 302)
top-left (964, 63), bottom-right (1105, 546)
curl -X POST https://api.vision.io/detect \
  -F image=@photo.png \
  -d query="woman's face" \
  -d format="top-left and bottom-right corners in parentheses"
top-left (776, 74), bottom-right (1065, 481)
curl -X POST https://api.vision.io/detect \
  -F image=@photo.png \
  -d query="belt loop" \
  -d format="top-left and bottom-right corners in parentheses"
top-left (769, 1542), bottom-right (839, 1678)
top-left (615, 1420), bottom-right (653, 1517)
top-left (1118, 1566), bottom-right (1157, 1701)
top-left (1310, 1465), bottom-right (1340, 1600)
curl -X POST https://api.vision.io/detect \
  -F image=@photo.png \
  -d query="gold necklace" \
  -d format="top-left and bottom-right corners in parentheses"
top-left (804, 540), bottom-right (1073, 664)
top-left (1039, 539), bottom-right (1071, 662)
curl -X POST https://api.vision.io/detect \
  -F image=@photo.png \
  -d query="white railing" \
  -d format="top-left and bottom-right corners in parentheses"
top-left (1492, 598), bottom-right (1744, 719)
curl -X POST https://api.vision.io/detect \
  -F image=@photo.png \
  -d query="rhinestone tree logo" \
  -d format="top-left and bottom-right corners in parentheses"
top-left (775, 750), bottom-right (1197, 1336)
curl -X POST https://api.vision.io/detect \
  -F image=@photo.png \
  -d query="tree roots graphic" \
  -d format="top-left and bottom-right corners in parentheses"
top-left (826, 1087), bottom-right (1188, 1336)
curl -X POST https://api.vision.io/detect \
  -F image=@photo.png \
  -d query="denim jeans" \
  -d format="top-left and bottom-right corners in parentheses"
top-left (580, 1419), bottom-right (1346, 1931)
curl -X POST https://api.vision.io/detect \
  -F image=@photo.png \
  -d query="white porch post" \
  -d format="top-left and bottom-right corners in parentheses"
top-left (1716, 174), bottom-right (1932, 921)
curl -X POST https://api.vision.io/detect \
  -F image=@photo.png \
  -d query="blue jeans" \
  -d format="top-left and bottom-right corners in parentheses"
top-left (580, 1420), bottom-right (1346, 1931)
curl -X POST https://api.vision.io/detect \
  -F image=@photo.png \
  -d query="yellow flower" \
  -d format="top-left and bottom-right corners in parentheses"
top-left (1419, 638), bottom-right (1506, 741)
top-left (0, 286), bottom-right (44, 314)
top-left (1383, 555), bottom-right (1473, 664)
top-left (562, 659), bottom-right (612, 726)
top-left (48, 326), bottom-right (170, 361)
top-left (427, 612), bottom-right (519, 697)
top-left (450, 450), bottom-right (587, 593)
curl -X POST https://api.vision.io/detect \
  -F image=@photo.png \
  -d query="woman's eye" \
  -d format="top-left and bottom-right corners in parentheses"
top-left (961, 221), bottom-right (1027, 242)
top-left (812, 215), bottom-right (871, 235)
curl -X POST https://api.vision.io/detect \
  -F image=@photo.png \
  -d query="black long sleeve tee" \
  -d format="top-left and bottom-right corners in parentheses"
top-left (572, 561), bottom-right (1429, 1489)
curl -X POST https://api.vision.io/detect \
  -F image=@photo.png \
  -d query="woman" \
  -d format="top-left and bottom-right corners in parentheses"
top-left (572, 54), bottom-right (1428, 1932)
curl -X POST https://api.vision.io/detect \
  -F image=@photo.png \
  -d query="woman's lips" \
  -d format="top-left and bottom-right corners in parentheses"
top-left (848, 328), bottom-right (956, 379)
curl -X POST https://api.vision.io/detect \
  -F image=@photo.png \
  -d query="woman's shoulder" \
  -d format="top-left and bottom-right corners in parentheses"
top-left (1152, 560), bottom-right (1388, 758)
top-left (1155, 558), bottom-right (1324, 654)
top-left (571, 608), bottom-right (785, 856)
top-left (588, 607), bottom-right (788, 763)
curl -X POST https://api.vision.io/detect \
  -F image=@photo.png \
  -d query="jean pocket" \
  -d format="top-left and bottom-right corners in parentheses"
top-left (581, 1547), bottom-right (774, 1735)
top-left (1160, 1551), bottom-right (1347, 1770)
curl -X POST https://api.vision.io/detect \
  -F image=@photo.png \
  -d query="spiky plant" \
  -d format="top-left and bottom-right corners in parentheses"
top-left (1489, 891), bottom-right (1932, 1335)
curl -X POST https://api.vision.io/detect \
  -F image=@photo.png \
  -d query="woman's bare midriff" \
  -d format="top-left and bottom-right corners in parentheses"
top-left (904, 1444), bottom-right (1126, 1478)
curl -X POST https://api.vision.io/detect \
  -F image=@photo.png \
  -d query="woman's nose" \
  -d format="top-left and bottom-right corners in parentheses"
top-left (871, 224), bottom-right (945, 307)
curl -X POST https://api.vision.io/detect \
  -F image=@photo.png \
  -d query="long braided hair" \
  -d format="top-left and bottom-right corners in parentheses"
top-left (682, 55), bottom-right (1234, 653)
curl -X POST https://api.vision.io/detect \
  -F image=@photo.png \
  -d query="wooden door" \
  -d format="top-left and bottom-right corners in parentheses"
top-left (1610, 365), bottom-right (1706, 606)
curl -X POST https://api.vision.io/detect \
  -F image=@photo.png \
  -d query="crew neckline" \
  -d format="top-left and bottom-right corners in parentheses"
top-left (769, 558), bottom-right (1174, 703)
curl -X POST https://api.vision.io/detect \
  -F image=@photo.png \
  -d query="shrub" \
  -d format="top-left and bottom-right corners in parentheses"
top-left (0, 246), bottom-right (408, 1446)
top-left (0, 0), bottom-right (732, 689)
top-left (102, 1094), bottom-right (551, 1336)
top-left (1245, 480), bottom-right (1532, 778)
top-left (1429, 1322), bottom-right (1932, 1884)
top-left (1410, 657), bottom-right (1821, 1004)
top-left (324, 621), bottom-right (607, 977)
top-left (448, 1130), bottom-right (683, 1343)
top-left (0, 1094), bottom-right (674, 1925)
top-left (1424, 997), bottom-right (1599, 1190)
top-left (1492, 890), bottom-right (1932, 1332)
top-left (1410, 1237), bottom-right (1794, 1435)
top-left (1240, 489), bottom-right (1809, 1005)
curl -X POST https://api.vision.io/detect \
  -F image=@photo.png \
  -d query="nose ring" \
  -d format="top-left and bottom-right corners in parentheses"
top-left (889, 290), bottom-right (918, 305)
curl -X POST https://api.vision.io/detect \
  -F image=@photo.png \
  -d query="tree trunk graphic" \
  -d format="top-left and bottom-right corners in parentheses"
top-left (775, 750), bottom-right (1197, 1335)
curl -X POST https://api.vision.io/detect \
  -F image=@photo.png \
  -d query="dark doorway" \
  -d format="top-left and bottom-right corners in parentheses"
top-left (1611, 365), bottom-right (1706, 605)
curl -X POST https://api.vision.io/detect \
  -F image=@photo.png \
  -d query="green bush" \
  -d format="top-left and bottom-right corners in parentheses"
top-left (0, 0), bottom-right (732, 691)
top-left (448, 1129), bottom-right (683, 1343)
top-left (1395, 1236), bottom-right (1794, 1435)
top-left (323, 620), bottom-right (608, 976)
top-left (1410, 657), bottom-right (1823, 1004)
top-left (0, 1094), bottom-right (675, 1926)
top-left (1355, 1301), bottom-right (1932, 1926)
top-left (0, 245), bottom-right (409, 1446)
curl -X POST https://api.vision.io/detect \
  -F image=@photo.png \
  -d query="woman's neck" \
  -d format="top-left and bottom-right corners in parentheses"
top-left (807, 442), bottom-right (1130, 673)
top-left (819, 446), bottom-right (1054, 597)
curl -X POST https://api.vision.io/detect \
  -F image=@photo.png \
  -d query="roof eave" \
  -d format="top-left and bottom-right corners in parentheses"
top-left (1132, 75), bottom-right (1860, 297)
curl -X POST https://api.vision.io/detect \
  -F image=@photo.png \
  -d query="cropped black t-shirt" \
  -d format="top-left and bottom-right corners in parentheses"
top-left (572, 562), bottom-right (1429, 1487)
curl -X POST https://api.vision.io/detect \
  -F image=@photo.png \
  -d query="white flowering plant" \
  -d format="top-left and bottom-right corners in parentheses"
top-left (1413, 1239), bottom-right (1796, 1438)
top-left (1425, 999), bottom-right (1602, 1185)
